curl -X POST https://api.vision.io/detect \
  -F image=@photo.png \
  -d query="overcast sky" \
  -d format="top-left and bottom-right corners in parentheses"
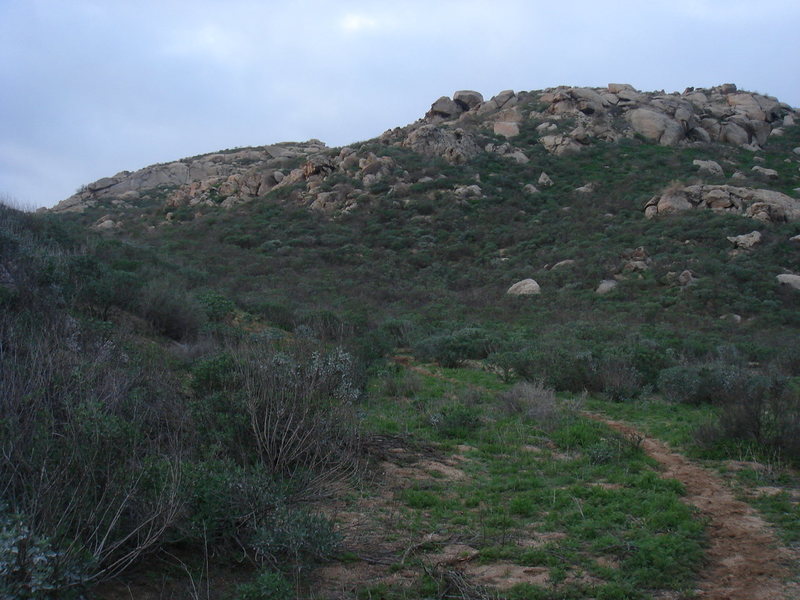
top-left (2, 0), bottom-right (799, 208)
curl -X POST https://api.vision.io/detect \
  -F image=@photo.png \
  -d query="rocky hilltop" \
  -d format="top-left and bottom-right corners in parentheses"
top-left (52, 83), bottom-right (800, 224)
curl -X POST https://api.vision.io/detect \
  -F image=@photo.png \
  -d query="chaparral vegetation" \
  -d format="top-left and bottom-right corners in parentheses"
top-left (2, 83), bottom-right (799, 599)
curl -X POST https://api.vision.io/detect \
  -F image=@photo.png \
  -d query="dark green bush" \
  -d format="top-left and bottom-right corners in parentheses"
top-left (0, 505), bottom-right (89, 599)
top-left (0, 316), bottom-right (184, 592)
top-left (234, 570), bottom-right (293, 600)
top-left (429, 403), bottom-right (482, 438)
top-left (196, 290), bottom-right (236, 321)
top-left (658, 360), bottom-right (772, 406)
top-left (251, 505), bottom-right (340, 570)
top-left (137, 279), bottom-right (205, 340)
top-left (694, 374), bottom-right (800, 465)
top-left (414, 327), bottom-right (499, 368)
top-left (190, 353), bottom-right (237, 393)
top-left (658, 366), bottom-right (703, 404)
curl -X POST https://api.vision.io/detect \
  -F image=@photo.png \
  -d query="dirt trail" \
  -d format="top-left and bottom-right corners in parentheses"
top-left (400, 361), bottom-right (799, 600)
top-left (591, 415), bottom-right (798, 600)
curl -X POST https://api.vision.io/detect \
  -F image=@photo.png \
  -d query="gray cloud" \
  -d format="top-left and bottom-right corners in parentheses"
top-left (2, 0), bottom-right (798, 208)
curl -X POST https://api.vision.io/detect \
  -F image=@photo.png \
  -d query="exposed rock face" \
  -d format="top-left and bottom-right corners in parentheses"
top-left (678, 270), bottom-right (697, 286)
top-left (596, 280), bottom-right (618, 294)
top-left (52, 82), bottom-right (798, 220)
top-left (522, 184), bottom-right (540, 194)
top-left (524, 84), bottom-right (795, 156)
top-left (429, 96), bottom-right (463, 119)
top-left (751, 166), bottom-right (779, 179)
top-left (777, 274), bottom-right (800, 290)
top-left (52, 141), bottom-right (328, 213)
top-left (540, 134), bottom-right (582, 155)
top-left (486, 142), bottom-right (528, 163)
top-left (645, 185), bottom-right (800, 223)
top-left (727, 231), bottom-right (762, 249)
top-left (453, 184), bottom-right (482, 199)
top-left (506, 279), bottom-right (541, 296)
top-left (453, 90), bottom-right (484, 110)
top-left (551, 259), bottom-right (575, 270)
top-left (629, 109), bottom-right (684, 146)
top-left (494, 121), bottom-right (520, 138)
top-left (693, 160), bottom-right (724, 177)
top-left (402, 125), bottom-right (480, 164)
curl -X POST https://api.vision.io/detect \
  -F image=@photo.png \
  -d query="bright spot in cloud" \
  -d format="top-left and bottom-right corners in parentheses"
top-left (340, 13), bottom-right (378, 33)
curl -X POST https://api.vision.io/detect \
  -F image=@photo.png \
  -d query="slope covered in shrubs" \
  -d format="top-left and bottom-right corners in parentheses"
top-left (0, 205), bottom-right (364, 597)
top-left (3, 84), bottom-right (800, 596)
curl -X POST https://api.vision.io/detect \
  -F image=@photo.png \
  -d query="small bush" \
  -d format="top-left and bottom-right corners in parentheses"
top-left (429, 403), bottom-right (482, 438)
top-left (234, 570), bottom-right (293, 600)
top-left (190, 353), bottom-right (237, 394)
top-left (657, 366), bottom-right (703, 404)
top-left (138, 279), bottom-right (205, 340)
top-left (196, 290), bottom-right (235, 321)
top-left (587, 432), bottom-right (644, 465)
top-left (0, 507), bottom-right (89, 599)
top-left (381, 370), bottom-right (423, 399)
top-left (659, 361), bottom-right (772, 406)
top-left (414, 327), bottom-right (499, 368)
top-left (693, 371), bottom-right (800, 464)
top-left (499, 381), bottom-right (560, 430)
top-left (237, 346), bottom-right (363, 485)
top-left (251, 505), bottom-right (340, 571)
top-left (595, 354), bottom-right (643, 402)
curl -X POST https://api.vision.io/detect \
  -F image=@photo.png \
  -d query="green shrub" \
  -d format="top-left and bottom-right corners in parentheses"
top-left (657, 366), bottom-right (703, 404)
top-left (513, 347), bottom-right (599, 393)
top-left (236, 345), bottom-right (363, 482)
top-left (234, 570), bottom-right (293, 600)
top-left (138, 279), bottom-right (205, 340)
top-left (190, 353), bottom-right (237, 393)
top-left (196, 290), bottom-right (236, 321)
top-left (251, 505), bottom-right (340, 571)
top-left (694, 373), bottom-right (799, 463)
top-left (429, 403), bottom-right (482, 438)
top-left (658, 360), bottom-right (773, 407)
top-left (414, 327), bottom-right (499, 368)
top-left (499, 381), bottom-right (561, 430)
top-left (0, 506), bottom-right (89, 599)
top-left (0, 316), bottom-right (184, 590)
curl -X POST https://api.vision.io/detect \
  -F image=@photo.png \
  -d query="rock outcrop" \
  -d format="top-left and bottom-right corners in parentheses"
top-left (645, 185), bottom-right (800, 223)
top-left (727, 231), bottom-right (762, 249)
top-left (52, 141), bottom-right (328, 213)
top-left (506, 279), bottom-right (541, 296)
top-left (50, 82), bottom-right (798, 221)
top-left (777, 274), bottom-right (800, 290)
top-left (402, 125), bottom-right (481, 164)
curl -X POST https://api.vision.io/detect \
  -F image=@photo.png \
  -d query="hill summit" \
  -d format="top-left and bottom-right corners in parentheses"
top-left (52, 83), bottom-right (799, 222)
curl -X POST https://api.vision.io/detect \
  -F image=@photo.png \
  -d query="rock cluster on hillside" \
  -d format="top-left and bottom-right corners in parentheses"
top-left (644, 185), bottom-right (800, 223)
top-left (51, 141), bottom-right (327, 213)
top-left (50, 82), bottom-right (799, 218)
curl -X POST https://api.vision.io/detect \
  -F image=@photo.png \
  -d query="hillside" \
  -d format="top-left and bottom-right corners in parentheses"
top-left (3, 83), bottom-right (800, 599)
top-left (53, 83), bottom-right (800, 219)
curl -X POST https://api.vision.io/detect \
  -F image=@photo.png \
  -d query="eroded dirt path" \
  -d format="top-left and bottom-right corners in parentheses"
top-left (586, 414), bottom-right (799, 600)
top-left (399, 361), bottom-right (799, 599)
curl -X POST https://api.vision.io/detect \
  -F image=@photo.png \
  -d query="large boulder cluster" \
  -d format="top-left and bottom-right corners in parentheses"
top-left (51, 141), bottom-right (327, 212)
top-left (644, 185), bottom-right (800, 223)
top-left (51, 82), bottom-right (798, 221)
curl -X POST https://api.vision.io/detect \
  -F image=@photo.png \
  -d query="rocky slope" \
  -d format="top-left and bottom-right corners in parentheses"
top-left (52, 83), bottom-right (800, 224)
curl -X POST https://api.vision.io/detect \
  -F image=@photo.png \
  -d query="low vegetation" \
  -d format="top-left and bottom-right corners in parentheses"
top-left (1, 107), bottom-right (799, 597)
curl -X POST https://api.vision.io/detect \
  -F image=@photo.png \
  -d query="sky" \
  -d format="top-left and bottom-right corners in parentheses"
top-left (1, 0), bottom-right (799, 209)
